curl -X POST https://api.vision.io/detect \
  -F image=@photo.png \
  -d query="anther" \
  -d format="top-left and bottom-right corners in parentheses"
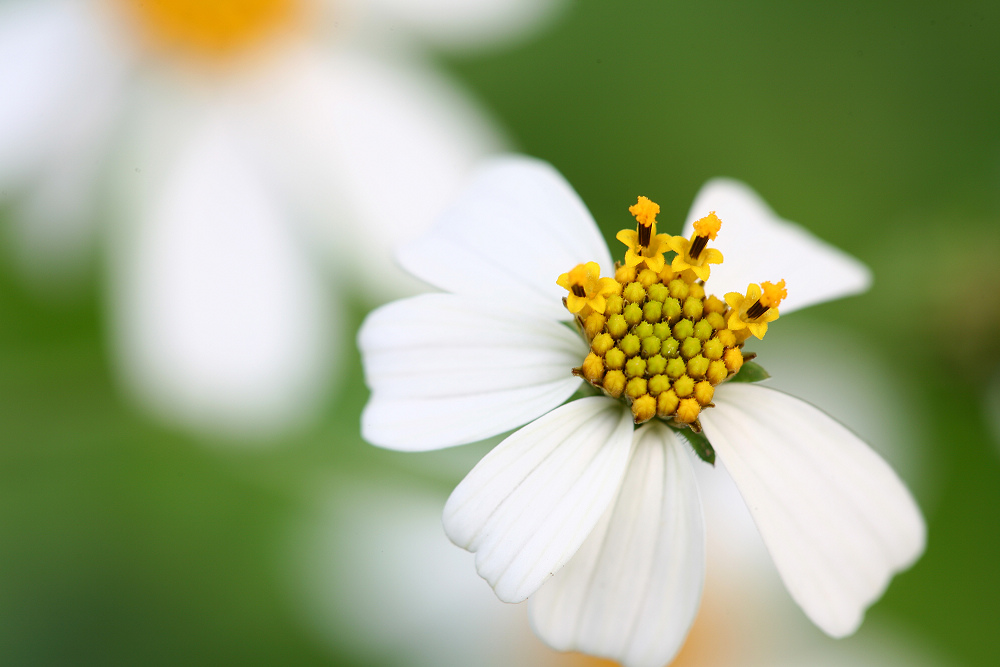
top-left (637, 223), bottom-right (651, 248)
top-left (746, 300), bottom-right (769, 320)
top-left (571, 284), bottom-right (586, 298)
top-left (689, 235), bottom-right (709, 260)
top-left (687, 216), bottom-right (720, 260)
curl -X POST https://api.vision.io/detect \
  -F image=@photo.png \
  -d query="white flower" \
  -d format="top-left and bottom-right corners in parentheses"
top-left (358, 156), bottom-right (925, 667)
top-left (0, 0), bottom-right (562, 437)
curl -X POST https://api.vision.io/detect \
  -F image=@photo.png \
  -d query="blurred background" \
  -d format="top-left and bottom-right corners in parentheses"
top-left (1, 0), bottom-right (998, 665)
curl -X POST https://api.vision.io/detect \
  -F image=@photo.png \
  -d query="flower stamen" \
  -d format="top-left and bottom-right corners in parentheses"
top-left (668, 212), bottom-right (724, 281)
top-left (745, 300), bottom-right (770, 320)
top-left (688, 211), bottom-right (721, 259)
top-left (557, 262), bottom-right (621, 317)
top-left (725, 280), bottom-right (786, 340)
top-left (616, 197), bottom-right (673, 274)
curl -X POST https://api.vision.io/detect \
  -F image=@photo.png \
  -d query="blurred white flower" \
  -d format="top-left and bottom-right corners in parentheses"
top-left (358, 156), bottom-right (925, 666)
top-left (0, 0), bottom-right (564, 437)
top-left (286, 475), bottom-right (548, 667)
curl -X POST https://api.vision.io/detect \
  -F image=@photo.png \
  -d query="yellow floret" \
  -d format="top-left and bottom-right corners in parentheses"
top-left (675, 398), bottom-right (701, 423)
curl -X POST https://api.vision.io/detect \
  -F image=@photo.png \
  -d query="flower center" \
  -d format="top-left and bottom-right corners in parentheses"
top-left (576, 266), bottom-right (744, 428)
top-left (560, 198), bottom-right (786, 431)
top-left (117, 0), bottom-right (302, 59)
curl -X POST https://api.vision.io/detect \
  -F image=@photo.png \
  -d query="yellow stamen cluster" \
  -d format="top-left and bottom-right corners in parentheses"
top-left (572, 268), bottom-right (745, 427)
top-left (118, 0), bottom-right (301, 58)
top-left (563, 197), bottom-right (787, 429)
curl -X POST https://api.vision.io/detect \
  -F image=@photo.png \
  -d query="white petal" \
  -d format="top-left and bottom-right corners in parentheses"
top-left (399, 156), bottom-right (613, 321)
top-left (0, 1), bottom-right (127, 288)
top-left (0, 0), bottom-right (126, 187)
top-left (241, 48), bottom-right (503, 302)
top-left (350, 0), bottom-right (568, 49)
top-left (700, 383), bottom-right (926, 637)
top-left (110, 117), bottom-right (335, 438)
top-left (359, 293), bottom-right (584, 451)
top-left (529, 422), bottom-right (705, 667)
top-left (683, 179), bottom-right (872, 313)
top-left (443, 397), bottom-right (634, 603)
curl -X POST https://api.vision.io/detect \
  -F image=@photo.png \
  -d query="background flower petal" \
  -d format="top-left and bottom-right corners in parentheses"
top-left (0, 0), bottom-right (126, 287)
top-left (0, 0), bottom-right (114, 185)
top-left (109, 114), bottom-right (336, 438)
top-left (359, 293), bottom-right (585, 450)
top-left (529, 422), bottom-right (705, 667)
top-left (398, 156), bottom-right (614, 322)
top-left (683, 179), bottom-right (872, 313)
top-left (701, 383), bottom-right (926, 637)
top-left (241, 47), bottom-right (504, 302)
top-left (347, 0), bottom-right (568, 50)
top-left (443, 397), bottom-right (634, 603)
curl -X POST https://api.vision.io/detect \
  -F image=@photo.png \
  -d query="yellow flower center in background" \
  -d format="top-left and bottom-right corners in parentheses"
top-left (564, 198), bottom-right (786, 430)
top-left (118, 0), bottom-right (302, 59)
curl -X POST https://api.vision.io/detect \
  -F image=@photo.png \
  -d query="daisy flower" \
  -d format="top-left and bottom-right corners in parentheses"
top-left (0, 0), bottom-right (561, 436)
top-left (358, 156), bottom-right (925, 667)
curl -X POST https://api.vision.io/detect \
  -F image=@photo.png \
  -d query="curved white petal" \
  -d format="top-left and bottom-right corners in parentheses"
top-left (443, 397), bottom-right (634, 603)
top-left (399, 156), bottom-right (613, 321)
top-left (529, 422), bottom-right (705, 667)
top-left (683, 179), bottom-right (872, 314)
top-left (700, 384), bottom-right (926, 637)
top-left (359, 293), bottom-right (584, 451)
top-left (110, 117), bottom-right (335, 438)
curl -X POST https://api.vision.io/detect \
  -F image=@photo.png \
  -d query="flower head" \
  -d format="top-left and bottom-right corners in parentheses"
top-left (359, 156), bottom-right (923, 667)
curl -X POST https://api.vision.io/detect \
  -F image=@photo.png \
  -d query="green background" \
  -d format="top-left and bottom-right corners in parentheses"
top-left (2, 0), bottom-right (999, 665)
